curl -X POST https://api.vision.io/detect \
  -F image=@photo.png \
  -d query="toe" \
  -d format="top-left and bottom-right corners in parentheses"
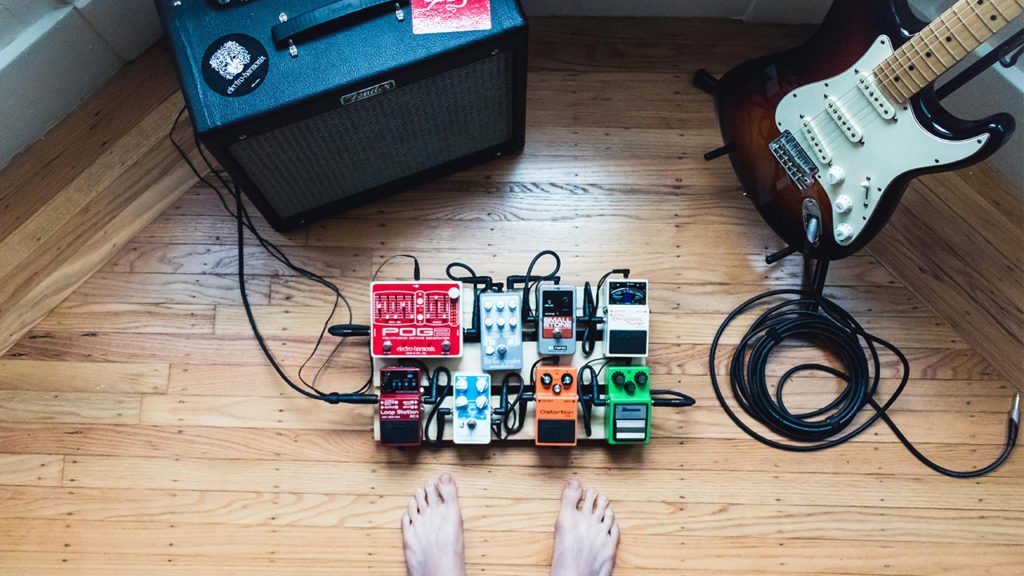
top-left (582, 488), bottom-right (597, 513)
top-left (602, 506), bottom-right (615, 528)
top-left (425, 480), bottom-right (439, 506)
top-left (438, 473), bottom-right (458, 503)
top-left (560, 479), bottom-right (583, 512)
top-left (415, 487), bottom-right (428, 512)
top-left (610, 522), bottom-right (621, 544)
top-left (594, 495), bottom-right (609, 518)
top-left (408, 498), bottom-right (419, 520)
top-left (401, 511), bottom-right (411, 530)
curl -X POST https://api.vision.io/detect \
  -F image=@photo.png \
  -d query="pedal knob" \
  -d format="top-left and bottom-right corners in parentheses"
top-left (635, 372), bottom-right (648, 386)
top-left (484, 300), bottom-right (493, 311)
top-left (455, 396), bottom-right (468, 408)
top-left (497, 345), bottom-right (507, 356)
top-left (485, 318), bottom-right (494, 328)
top-left (497, 318), bottom-right (506, 328)
top-left (612, 372), bottom-right (626, 386)
top-left (509, 317), bottom-right (518, 327)
top-left (827, 166), bottom-right (846, 185)
top-left (441, 340), bottom-right (451, 352)
top-left (475, 395), bottom-right (488, 408)
top-left (476, 379), bottom-right (489, 393)
top-left (448, 287), bottom-right (461, 300)
top-left (541, 374), bottom-right (553, 387)
top-left (834, 195), bottom-right (853, 214)
top-left (835, 223), bottom-right (854, 243)
top-left (553, 329), bottom-right (564, 340)
top-left (625, 382), bottom-right (637, 395)
top-left (496, 300), bottom-right (505, 310)
top-left (485, 346), bottom-right (495, 355)
top-left (467, 419), bottom-right (476, 430)
top-left (561, 374), bottom-right (573, 388)
top-left (383, 341), bottom-right (393, 353)
top-left (508, 299), bottom-right (518, 310)
top-left (553, 383), bottom-right (562, 394)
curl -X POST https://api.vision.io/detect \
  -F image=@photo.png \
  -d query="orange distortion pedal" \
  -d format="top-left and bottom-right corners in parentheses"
top-left (534, 366), bottom-right (578, 446)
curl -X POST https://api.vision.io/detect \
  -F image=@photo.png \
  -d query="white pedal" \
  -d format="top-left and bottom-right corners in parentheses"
top-left (603, 280), bottom-right (649, 357)
top-left (480, 292), bottom-right (523, 371)
top-left (452, 373), bottom-right (491, 445)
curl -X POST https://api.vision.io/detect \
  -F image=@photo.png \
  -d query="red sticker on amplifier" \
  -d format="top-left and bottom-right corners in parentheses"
top-left (412, 0), bottom-right (491, 35)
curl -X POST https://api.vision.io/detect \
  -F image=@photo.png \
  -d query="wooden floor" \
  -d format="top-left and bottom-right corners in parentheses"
top-left (1, 18), bottom-right (1022, 576)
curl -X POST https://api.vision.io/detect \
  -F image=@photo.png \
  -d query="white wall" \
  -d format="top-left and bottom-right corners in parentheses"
top-left (1, 0), bottom-right (1021, 190)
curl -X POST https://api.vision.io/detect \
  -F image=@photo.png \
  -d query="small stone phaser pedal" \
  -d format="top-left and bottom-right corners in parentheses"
top-left (480, 292), bottom-right (523, 371)
top-left (605, 366), bottom-right (652, 445)
top-left (603, 280), bottom-right (649, 357)
top-left (378, 367), bottom-right (423, 446)
top-left (537, 284), bottom-right (576, 355)
top-left (371, 282), bottom-right (463, 358)
top-left (534, 366), bottom-right (578, 446)
top-left (453, 373), bottom-right (492, 445)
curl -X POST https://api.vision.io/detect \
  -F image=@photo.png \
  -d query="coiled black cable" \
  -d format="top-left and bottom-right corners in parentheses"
top-left (709, 287), bottom-right (1018, 478)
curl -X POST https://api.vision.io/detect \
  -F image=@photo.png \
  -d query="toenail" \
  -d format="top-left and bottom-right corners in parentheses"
top-left (440, 473), bottom-right (452, 485)
top-left (568, 479), bottom-right (580, 490)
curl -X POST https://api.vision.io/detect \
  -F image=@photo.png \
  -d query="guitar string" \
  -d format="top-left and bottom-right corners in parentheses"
top-left (799, 2), bottom-right (1008, 145)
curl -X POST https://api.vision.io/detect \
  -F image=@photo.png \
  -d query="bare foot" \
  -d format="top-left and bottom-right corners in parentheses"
top-left (550, 479), bottom-right (620, 576)
top-left (401, 473), bottom-right (467, 576)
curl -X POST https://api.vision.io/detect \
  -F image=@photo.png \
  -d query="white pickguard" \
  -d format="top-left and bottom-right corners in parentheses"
top-left (775, 35), bottom-right (988, 246)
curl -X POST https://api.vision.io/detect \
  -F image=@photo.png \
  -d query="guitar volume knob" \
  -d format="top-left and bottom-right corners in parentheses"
top-left (834, 195), bottom-right (853, 214)
top-left (827, 166), bottom-right (846, 185)
top-left (835, 224), bottom-right (854, 243)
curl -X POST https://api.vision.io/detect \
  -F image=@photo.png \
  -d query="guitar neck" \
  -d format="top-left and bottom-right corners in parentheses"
top-left (875, 0), bottom-right (1024, 103)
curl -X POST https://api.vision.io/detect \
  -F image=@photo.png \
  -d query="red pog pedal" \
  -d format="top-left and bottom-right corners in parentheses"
top-left (371, 282), bottom-right (463, 358)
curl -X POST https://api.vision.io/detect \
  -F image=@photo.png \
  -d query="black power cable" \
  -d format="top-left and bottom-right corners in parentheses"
top-left (709, 282), bottom-right (1019, 478)
top-left (171, 107), bottom-right (375, 405)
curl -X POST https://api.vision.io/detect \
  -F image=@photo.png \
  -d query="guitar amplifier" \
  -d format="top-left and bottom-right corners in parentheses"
top-left (156, 0), bottom-right (528, 231)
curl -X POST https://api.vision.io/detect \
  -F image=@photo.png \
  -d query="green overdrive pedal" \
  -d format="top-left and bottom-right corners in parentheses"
top-left (605, 366), bottom-right (652, 444)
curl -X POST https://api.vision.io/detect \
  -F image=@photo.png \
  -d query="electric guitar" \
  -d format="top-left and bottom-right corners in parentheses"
top-left (713, 0), bottom-right (1022, 260)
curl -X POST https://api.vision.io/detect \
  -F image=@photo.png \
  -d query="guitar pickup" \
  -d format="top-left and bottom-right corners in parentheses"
top-left (801, 118), bottom-right (831, 165)
top-left (826, 97), bottom-right (863, 143)
top-left (769, 130), bottom-right (818, 191)
top-left (857, 74), bottom-right (896, 120)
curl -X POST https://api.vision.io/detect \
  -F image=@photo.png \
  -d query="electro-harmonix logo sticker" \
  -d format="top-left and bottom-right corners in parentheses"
top-left (412, 0), bottom-right (491, 34)
top-left (202, 34), bottom-right (269, 97)
top-left (341, 80), bottom-right (396, 106)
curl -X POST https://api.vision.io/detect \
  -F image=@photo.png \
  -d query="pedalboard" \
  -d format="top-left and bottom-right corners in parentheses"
top-left (371, 282), bottom-right (463, 358)
top-left (534, 366), bottom-right (578, 446)
top-left (378, 367), bottom-right (423, 446)
top-left (605, 366), bottom-right (652, 444)
top-left (453, 373), bottom-right (492, 444)
top-left (479, 291), bottom-right (523, 371)
top-left (604, 280), bottom-right (650, 357)
top-left (538, 284), bottom-right (577, 356)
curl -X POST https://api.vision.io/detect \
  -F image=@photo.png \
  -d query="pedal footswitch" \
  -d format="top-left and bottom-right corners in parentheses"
top-left (538, 284), bottom-right (576, 356)
top-left (534, 366), bottom-right (578, 446)
top-left (605, 367), bottom-right (652, 445)
top-left (480, 292), bottom-right (523, 371)
top-left (453, 373), bottom-right (492, 445)
top-left (371, 282), bottom-right (463, 358)
top-left (378, 367), bottom-right (423, 446)
top-left (603, 280), bottom-right (649, 357)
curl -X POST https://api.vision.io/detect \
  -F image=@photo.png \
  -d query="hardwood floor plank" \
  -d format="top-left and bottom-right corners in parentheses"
top-left (0, 392), bottom-right (141, 425)
top-left (63, 273), bottom-right (269, 306)
top-left (108, 242), bottom-right (370, 276)
top-left (34, 303), bottom-right (215, 335)
top-left (0, 486), bottom-right (1018, 544)
top-left (60, 457), bottom-right (1023, 512)
top-left (2, 424), bottom-right (1018, 478)
top-left (0, 360), bottom-right (168, 394)
top-left (0, 454), bottom-right (63, 487)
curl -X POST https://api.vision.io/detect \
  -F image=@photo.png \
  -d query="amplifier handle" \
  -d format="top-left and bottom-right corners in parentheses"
top-left (272, 0), bottom-right (405, 48)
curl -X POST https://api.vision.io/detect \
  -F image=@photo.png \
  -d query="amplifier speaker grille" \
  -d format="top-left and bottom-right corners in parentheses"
top-left (229, 52), bottom-right (513, 219)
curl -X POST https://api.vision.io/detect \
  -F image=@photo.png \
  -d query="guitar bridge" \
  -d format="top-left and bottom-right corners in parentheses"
top-left (770, 130), bottom-right (819, 191)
